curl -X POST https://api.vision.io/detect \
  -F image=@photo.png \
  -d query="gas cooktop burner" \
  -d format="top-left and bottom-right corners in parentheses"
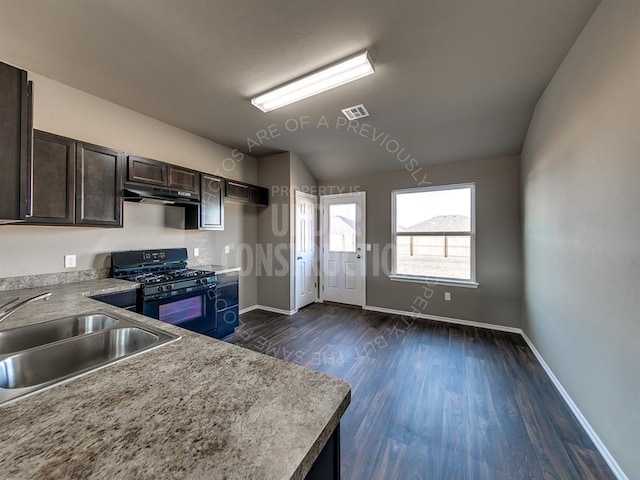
top-left (128, 268), bottom-right (209, 285)
top-left (111, 248), bottom-right (217, 297)
top-left (172, 268), bottom-right (208, 279)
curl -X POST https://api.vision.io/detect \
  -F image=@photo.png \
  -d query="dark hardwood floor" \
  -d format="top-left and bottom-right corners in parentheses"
top-left (227, 304), bottom-right (615, 480)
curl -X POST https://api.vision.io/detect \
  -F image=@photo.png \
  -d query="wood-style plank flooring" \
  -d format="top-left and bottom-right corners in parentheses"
top-left (226, 304), bottom-right (615, 480)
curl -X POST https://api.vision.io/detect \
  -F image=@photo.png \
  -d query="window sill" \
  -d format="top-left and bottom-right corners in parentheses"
top-left (389, 275), bottom-right (479, 289)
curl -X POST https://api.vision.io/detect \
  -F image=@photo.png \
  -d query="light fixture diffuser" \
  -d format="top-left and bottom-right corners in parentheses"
top-left (251, 51), bottom-right (375, 113)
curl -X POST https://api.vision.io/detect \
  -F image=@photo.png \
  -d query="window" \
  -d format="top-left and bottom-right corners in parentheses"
top-left (391, 183), bottom-right (476, 286)
top-left (328, 203), bottom-right (357, 252)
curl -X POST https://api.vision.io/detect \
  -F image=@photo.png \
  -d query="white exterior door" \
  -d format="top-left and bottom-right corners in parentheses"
top-left (321, 192), bottom-right (366, 306)
top-left (295, 192), bottom-right (317, 310)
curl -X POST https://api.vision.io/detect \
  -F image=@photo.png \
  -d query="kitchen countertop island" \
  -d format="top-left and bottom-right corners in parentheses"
top-left (0, 280), bottom-right (351, 479)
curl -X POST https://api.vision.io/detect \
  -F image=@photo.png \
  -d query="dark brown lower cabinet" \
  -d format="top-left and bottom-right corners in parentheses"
top-left (75, 142), bottom-right (124, 227)
top-left (305, 425), bottom-right (340, 480)
top-left (27, 131), bottom-right (75, 224)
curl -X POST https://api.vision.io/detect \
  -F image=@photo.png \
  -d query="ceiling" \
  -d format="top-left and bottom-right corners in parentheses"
top-left (0, 0), bottom-right (599, 181)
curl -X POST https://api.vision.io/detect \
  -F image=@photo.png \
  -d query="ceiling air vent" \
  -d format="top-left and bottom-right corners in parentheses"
top-left (341, 104), bottom-right (370, 121)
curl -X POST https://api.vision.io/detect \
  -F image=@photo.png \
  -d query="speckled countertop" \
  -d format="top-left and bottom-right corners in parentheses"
top-left (200, 264), bottom-right (241, 275)
top-left (0, 280), bottom-right (351, 479)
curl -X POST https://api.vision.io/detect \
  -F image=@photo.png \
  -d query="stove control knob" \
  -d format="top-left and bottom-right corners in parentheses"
top-left (167, 284), bottom-right (173, 290)
top-left (157, 286), bottom-right (164, 292)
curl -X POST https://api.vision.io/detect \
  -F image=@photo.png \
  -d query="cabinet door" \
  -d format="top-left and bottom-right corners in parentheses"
top-left (225, 179), bottom-right (269, 207)
top-left (249, 185), bottom-right (269, 206)
top-left (225, 180), bottom-right (250, 202)
top-left (201, 174), bottom-right (224, 230)
top-left (185, 173), bottom-right (224, 230)
top-left (167, 165), bottom-right (200, 193)
top-left (215, 306), bottom-right (239, 338)
top-left (0, 62), bottom-right (30, 222)
top-left (127, 155), bottom-right (166, 186)
top-left (27, 131), bottom-right (75, 224)
top-left (76, 143), bottom-right (124, 227)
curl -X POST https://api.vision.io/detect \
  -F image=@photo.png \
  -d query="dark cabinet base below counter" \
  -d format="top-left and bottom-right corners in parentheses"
top-left (305, 424), bottom-right (341, 480)
top-left (91, 290), bottom-right (137, 311)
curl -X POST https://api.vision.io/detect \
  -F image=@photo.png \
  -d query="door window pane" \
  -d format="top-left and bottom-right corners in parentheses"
top-left (329, 203), bottom-right (356, 252)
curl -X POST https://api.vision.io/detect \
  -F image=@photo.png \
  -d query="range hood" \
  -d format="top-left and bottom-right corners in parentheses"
top-left (0, 218), bottom-right (25, 225)
top-left (123, 183), bottom-right (200, 206)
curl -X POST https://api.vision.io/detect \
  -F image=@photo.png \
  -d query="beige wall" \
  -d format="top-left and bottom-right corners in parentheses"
top-left (290, 152), bottom-right (317, 193)
top-left (321, 155), bottom-right (523, 328)
top-left (521, 1), bottom-right (639, 478)
top-left (257, 152), bottom-right (318, 312)
top-left (257, 153), bottom-right (292, 311)
top-left (0, 65), bottom-right (258, 309)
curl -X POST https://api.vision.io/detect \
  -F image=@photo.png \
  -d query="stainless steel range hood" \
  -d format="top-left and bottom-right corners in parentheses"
top-left (0, 218), bottom-right (26, 225)
top-left (123, 183), bottom-right (200, 207)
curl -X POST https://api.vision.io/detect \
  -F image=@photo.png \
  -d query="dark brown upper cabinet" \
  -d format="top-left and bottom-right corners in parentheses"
top-left (0, 61), bottom-right (32, 224)
top-left (249, 184), bottom-right (269, 206)
top-left (27, 130), bottom-right (76, 225)
top-left (168, 164), bottom-right (200, 194)
top-left (76, 142), bottom-right (124, 227)
top-left (225, 180), bottom-right (250, 201)
top-left (26, 131), bottom-right (124, 228)
top-left (185, 173), bottom-right (224, 231)
top-left (224, 179), bottom-right (269, 207)
top-left (127, 155), bottom-right (166, 186)
top-left (127, 156), bottom-right (200, 195)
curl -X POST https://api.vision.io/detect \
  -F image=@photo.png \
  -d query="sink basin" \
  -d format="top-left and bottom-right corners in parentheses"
top-left (0, 312), bottom-right (179, 405)
top-left (0, 328), bottom-right (158, 389)
top-left (0, 314), bottom-right (119, 354)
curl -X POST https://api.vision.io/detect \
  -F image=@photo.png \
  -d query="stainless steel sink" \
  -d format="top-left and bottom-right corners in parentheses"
top-left (0, 312), bottom-right (179, 405)
top-left (0, 314), bottom-right (119, 354)
top-left (0, 328), bottom-right (159, 389)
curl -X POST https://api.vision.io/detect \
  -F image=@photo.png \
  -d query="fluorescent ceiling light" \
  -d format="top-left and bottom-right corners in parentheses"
top-left (251, 51), bottom-right (375, 113)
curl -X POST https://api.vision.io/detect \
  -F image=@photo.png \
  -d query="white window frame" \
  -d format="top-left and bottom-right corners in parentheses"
top-left (390, 182), bottom-right (478, 288)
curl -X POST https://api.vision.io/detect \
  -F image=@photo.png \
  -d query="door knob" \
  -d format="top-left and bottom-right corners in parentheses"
top-left (356, 255), bottom-right (361, 259)
top-left (297, 256), bottom-right (303, 260)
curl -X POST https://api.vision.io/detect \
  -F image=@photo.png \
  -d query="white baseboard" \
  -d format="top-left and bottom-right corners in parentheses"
top-left (520, 332), bottom-right (628, 480)
top-left (239, 305), bottom-right (298, 316)
top-left (363, 304), bottom-right (522, 334)
top-left (239, 305), bottom-right (259, 315)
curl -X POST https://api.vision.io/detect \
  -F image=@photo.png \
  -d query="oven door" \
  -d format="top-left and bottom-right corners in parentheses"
top-left (141, 285), bottom-right (217, 335)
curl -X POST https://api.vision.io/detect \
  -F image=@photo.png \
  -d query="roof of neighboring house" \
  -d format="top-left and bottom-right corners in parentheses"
top-left (399, 215), bottom-right (470, 233)
top-left (330, 215), bottom-right (356, 234)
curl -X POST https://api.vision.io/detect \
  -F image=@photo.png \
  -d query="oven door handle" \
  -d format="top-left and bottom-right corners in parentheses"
top-left (144, 284), bottom-right (215, 302)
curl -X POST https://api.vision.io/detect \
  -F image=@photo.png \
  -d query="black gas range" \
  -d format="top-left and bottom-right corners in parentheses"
top-left (112, 248), bottom-right (220, 337)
